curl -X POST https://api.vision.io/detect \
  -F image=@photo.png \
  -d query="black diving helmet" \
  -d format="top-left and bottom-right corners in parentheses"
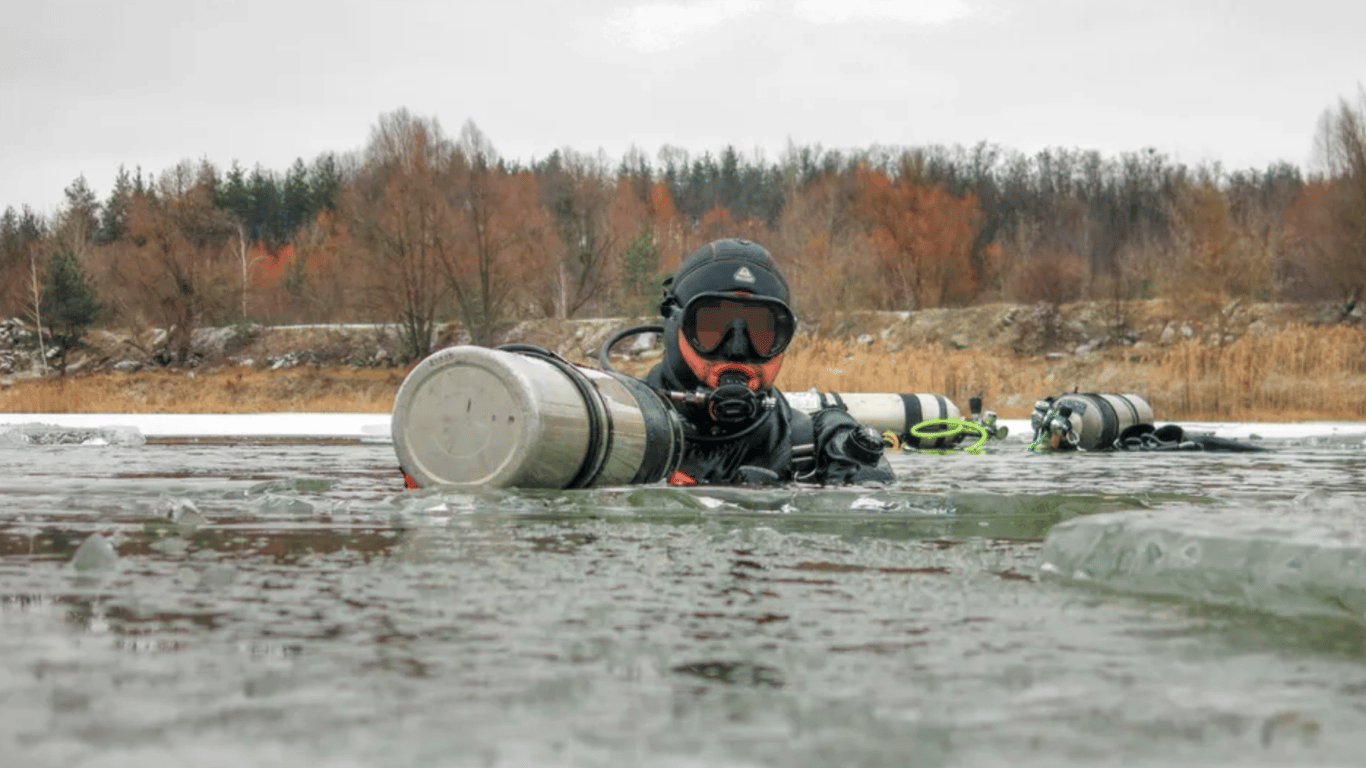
top-left (680, 292), bottom-right (795, 360)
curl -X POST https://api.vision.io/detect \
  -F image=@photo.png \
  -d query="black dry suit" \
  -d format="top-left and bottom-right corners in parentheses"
top-left (644, 239), bottom-right (896, 486)
top-left (1113, 423), bottom-right (1269, 452)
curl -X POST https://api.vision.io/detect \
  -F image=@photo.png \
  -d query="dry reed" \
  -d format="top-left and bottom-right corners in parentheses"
top-left (778, 323), bottom-right (1366, 422)
top-left (0, 367), bottom-right (403, 414)
top-left (2, 324), bottom-right (1363, 422)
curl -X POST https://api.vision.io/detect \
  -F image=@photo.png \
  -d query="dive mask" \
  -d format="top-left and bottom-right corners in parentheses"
top-left (679, 292), bottom-right (795, 360)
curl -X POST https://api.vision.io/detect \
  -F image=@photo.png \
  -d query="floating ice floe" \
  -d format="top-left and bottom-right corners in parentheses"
top-left (0, 413), bottom-right (391, 441)
top-left (1040, 496), bottom-right (1366, 623)
top-left (71, 533), bottom-right (119, 572)
top-left (0, 422), bottom-right (146, 447)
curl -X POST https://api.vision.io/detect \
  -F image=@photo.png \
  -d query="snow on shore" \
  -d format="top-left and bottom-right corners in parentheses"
top-left (2, 413), bottom-right (1365, 444)
top-left (0, 413), bottom-right (391, 441)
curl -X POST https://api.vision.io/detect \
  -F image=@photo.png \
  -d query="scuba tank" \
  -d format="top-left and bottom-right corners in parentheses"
top-left (392, 345), bottom-right (684, 489)
top-left (1030, 393), bottom-right (1154, 451)
top-left (783, 391), bottom-right (965, 449)
top-left (781, 391), bottom-right (1008, 450)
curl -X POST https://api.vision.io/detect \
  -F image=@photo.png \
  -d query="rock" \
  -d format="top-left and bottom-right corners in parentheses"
top-left (1159, 323), bottom-right (1177, 345)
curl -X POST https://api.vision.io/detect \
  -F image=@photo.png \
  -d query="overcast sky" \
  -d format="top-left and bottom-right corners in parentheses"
top-left (5, 0), bottom-right (1364, 214)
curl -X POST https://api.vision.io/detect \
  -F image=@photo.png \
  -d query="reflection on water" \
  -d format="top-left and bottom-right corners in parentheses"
top-left (2, 437), bottom-right (1366, 766)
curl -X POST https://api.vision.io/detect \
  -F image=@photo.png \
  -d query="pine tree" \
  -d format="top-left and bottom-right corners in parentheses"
top-left (39, 247), bottom-right (101, 375)
top-left (620, 228), bottom-right (662, 307)
top-left (282, 157), bottom-right (313, 233)
top-left (1, 205), bottom-right (48, 319)
top-left (310, 152), bottom-right (343, 212)
top-left (61, 175), bottom-right (101, 244)
top-left (97, 166), bottom-right (132, 244)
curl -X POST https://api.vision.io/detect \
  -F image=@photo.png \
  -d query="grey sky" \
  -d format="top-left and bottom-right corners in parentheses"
top-left (4, 0), bottom-right (1363, 214)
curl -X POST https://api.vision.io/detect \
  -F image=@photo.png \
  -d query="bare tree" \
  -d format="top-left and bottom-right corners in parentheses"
top-left (439, 120), bottom-right (529, 345)
top-left (231, 221), bottom-right (264, 320)
top-left (536, 148), bottom-right (621, 318)
top-left (1311, 86), bottom-right (1366, 314)
top-left (772, 170), bottom-right (861, 326)
top-left (1160, 171), bottom-right (1279, 344)
top-left (344, 109), bottom-right (457, 361)
top-left (28, 250), bottom-right (48, 373)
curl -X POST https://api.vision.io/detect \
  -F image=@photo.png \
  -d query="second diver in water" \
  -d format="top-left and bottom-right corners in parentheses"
top-left (1029, 393), bottom-right (1269, 452)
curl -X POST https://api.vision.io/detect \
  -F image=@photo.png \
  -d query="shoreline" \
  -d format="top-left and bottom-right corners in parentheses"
top-left (2, 300), bottom-right (1364, 423)
top-left (5, 412), bottom-right (1366, 445)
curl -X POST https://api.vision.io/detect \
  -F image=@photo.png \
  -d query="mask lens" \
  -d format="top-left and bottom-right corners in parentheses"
top-left (736, 303), bottom-right (776, 355)
top-left (685, 296), bottom-right (792, 358)
top-left (691, 301), bottom-right (732, 352)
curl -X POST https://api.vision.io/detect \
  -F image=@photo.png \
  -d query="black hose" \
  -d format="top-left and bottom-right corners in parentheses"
top-left (597, 325), bottom-right (664, 373)
top-left (595, 324), bottom-right (773, 444)
top-left (683, 403), bottom-right (775, 443)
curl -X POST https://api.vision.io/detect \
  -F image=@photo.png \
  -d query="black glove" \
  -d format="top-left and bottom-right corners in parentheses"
top-left (811, 409), bottom-right (896, 485)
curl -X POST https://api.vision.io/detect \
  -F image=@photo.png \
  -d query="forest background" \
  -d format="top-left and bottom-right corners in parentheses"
top-left (2, 90), bottom-right (1365, 421)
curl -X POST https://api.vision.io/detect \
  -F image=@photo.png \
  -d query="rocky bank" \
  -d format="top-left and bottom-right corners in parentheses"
top-left (1, 300), bottom-right (1361, 382)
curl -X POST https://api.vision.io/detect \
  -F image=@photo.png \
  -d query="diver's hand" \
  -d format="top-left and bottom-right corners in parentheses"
top-left (811, 409), bottom-right (896, 485)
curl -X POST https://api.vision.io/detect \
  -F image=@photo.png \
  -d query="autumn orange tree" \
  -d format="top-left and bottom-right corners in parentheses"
top-left (91, 161), bottom-right (240, 364)
top-left (276, 211), bottom-right (354, 323)
top-left (771, 170), bottom-right (864, 326)
top-left (12, 106), bottom-right (1364, 341)
top-left (646, 178), bottom-right (687, 270)
top-left (852, 155), bottom-right (981, 310)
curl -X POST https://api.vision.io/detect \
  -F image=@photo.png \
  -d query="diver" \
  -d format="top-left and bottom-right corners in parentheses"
top-left (1029, 392), bottom-right (1269, 452)
top-left (607, 238), bottom-right (896, 486)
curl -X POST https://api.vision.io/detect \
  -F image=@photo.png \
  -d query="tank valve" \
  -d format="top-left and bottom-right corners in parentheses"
top-left (969, 394), bottom-right (1009, 441)
top-left (1038, 405), bottom-right (1078, 450)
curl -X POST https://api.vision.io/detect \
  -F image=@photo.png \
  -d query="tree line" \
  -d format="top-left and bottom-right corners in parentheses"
top-left (3, 90), bottom-right (1364, 369)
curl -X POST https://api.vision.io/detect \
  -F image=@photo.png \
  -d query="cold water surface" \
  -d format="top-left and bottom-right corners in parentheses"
top-left (3, 431), bottom-right (1366, 767)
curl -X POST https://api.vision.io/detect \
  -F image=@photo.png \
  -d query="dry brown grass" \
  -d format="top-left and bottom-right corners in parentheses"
top-left (3, 324), bottom-right (1363, 422)
top-left (0, 367), bottom-right (405, 414)
top-left (778, 323), bottom-right (1366, 421)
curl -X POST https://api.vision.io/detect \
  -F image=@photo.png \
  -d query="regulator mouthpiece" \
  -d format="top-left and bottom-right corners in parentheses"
top-left (708, 374), bottom-right (763, 423)
top-left (658, 370), bottom-right (773, 425)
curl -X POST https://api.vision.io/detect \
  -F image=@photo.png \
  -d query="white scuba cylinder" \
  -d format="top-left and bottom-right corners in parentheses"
top-left (783, 390), bottom-right (965, 449)
top-left (392, 345), bottom-right (684, 489)
top-left (1034, 392), bottom-right (1154, 450)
